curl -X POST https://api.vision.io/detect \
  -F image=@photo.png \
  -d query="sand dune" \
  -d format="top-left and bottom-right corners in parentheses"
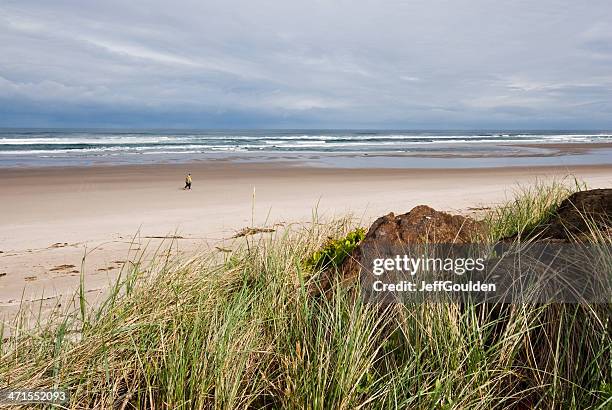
top-left (1, 162), bottom-right (611, 319)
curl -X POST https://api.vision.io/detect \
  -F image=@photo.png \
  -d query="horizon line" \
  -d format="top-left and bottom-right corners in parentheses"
top-left (1, 127), bottom-right (611, 132)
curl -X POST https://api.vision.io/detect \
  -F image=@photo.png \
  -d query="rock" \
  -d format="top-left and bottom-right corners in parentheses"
top-left (511, 189), bottom-right (612, 242)
top-left (340, 205), bottom-right (484, 283)
top-left (360, 205), bottom-right (484, 245)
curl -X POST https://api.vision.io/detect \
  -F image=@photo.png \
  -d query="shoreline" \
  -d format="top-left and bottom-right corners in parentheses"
top-left (1, 142), bottom-right (612, 169)
top-left (2, 151), bottom-right (612, 175)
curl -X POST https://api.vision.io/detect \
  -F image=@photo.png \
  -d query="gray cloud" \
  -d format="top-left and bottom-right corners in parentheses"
top-left (1, 0), bottom-right (611, 128)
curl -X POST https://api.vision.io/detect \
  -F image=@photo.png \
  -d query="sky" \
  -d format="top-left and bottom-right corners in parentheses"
top-left (1, 0), bottom-right (611, 129)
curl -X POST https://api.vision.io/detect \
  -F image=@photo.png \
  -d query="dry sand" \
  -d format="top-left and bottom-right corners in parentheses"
top-left (1, 162), bottom-right (611, 321)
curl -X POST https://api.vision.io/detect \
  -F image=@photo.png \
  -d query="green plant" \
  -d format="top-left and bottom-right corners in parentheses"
top-left (485, 177), bottom-right (586, 241)
top-left (304, 227), bottom-right (366, 271)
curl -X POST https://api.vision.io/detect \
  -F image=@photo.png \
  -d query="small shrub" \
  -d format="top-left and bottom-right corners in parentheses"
top-left (304, 227), bottom-right (366, 271)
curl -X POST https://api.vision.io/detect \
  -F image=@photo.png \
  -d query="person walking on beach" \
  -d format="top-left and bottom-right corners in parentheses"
top-left (184, 173), bottom-right (192, 190)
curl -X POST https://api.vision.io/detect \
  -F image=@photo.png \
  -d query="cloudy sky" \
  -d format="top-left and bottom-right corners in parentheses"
top-left (1, 0), bottom-right (611, 129)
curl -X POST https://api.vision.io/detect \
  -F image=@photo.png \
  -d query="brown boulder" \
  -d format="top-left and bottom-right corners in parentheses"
top-left (361, 205), bottom-right (484, 245)
top-left (340, 205), bottom-right (484, 281)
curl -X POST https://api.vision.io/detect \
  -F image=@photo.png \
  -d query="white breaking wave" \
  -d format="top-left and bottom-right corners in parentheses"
top-left (0, 132), bottom-right (610, 160)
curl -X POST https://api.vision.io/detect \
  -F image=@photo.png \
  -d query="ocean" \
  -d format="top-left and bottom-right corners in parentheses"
top-left (1, 129), bottom-right (611, 168)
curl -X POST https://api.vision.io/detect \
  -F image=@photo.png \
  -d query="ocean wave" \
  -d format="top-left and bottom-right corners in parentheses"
top-left (0, 131), bottom-right (610, 159)
top-left (2, 132), bottom-right (611, 147)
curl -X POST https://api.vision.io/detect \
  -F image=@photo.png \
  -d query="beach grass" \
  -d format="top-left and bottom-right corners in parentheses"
top-left (1, 183), bottom-right (610, 409)
top-left (484, 176), bottom-right (587, 241)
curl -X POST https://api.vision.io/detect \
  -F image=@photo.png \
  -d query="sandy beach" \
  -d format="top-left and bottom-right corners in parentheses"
top-left (1, 161), bottom-right (611, 320)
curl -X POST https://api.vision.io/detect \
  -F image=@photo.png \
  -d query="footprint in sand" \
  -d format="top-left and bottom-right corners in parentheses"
top-left (0, 272), bottom-right (6, 277)
top-left (24, 276), bottom-right (37, 281)
top-left (50, 264), bottom-right (76, 271)
top-left (49, 242), bottom-right (80, 249)
top-left (97, 266), bottom-right (116, 272)
top-left (50, 264), bottom-right (78, 275)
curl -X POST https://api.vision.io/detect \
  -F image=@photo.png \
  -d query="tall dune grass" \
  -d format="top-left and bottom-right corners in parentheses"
top-left (1, 184), bottom-right (610, 409)
top-left (485, 177), bottom-right (587, 241)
